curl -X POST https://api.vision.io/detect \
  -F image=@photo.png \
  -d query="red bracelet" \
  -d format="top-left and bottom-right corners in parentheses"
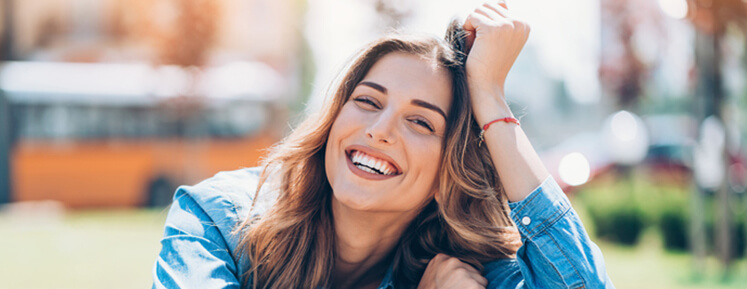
top-left (479, 117), bottom-right (520, 147)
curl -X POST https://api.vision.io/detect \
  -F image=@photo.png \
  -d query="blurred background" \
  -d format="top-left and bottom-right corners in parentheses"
top-left (0, 0), bottom-right (745, 288)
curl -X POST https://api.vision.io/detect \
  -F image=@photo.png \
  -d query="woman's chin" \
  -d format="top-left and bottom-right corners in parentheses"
top-left (332, 189), bottom-right (383, 212)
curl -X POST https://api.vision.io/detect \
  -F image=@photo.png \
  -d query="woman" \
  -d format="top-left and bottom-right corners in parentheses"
top-left (152, 2), bottom-right (613, 288)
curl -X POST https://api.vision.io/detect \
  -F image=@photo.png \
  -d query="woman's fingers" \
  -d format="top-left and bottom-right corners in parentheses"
top-left (468, 2), bottom-right (515, 32)
top-left (475, 5), bottom-right (504, 22)
top-left (441, 256), bottom-right (487, 287)
top-left (463, 267), bottom-right (488, 287)
top-left (461, 1), bottom-right (530, 103)
top-left (497, 0), bottom-right (508, 10)
top-left (463, 2), bottom-right (519, 53)
top-left (462, 13), bottom-right (487, 53)
top-left (417, 254), bottom-right (487, 289)
top-left (482, 2), bottom-right (509, 18)
top-left (446, 267), bottom-right (487, 288)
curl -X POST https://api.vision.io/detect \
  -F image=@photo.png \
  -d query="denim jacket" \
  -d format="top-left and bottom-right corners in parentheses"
top-left (152, 167), bottom-right (614, 288)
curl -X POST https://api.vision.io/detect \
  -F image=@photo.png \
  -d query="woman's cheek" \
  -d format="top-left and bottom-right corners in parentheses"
top-left (405, 133), bottom-right (442, 163)
top-left (335, 107), bottom-right (365, 131)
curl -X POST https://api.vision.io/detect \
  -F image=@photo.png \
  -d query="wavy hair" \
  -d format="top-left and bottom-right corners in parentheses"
top-left (236, 21), bottom-right (521, 289)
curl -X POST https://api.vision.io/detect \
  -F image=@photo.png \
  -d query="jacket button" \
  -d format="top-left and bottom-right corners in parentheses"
top-left (521, 216), bottom-right (531, 226)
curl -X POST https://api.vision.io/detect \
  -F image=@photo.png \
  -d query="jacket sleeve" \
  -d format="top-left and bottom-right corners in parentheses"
top-left (151, 186), bottom-right (243, 289)
top-left (483, 176), bottom-right (615, 289)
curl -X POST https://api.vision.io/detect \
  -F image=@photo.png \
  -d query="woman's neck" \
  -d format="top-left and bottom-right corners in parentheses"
top-left (330, 199), bottom-right (419, 288)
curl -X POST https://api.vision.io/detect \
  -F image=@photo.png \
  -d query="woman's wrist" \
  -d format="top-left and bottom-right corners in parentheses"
top-left (469, 87), bottom-right (514, 126)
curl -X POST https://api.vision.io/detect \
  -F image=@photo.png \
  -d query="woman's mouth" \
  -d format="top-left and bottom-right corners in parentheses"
top-left (349, 150), bottom-right (399, 175)
top-left (345, 148), bottom-right (402, 179)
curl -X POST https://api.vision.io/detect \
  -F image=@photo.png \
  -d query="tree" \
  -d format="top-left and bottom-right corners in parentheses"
top-left (687, 0), bottom-right (747, 275)
top-left (0, 0), bottom-right (15, 203)
top-left (599, 0), bottom-right (664, 110)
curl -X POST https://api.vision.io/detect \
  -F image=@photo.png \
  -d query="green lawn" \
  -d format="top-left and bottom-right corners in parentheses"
top-left (601, 229), bottom-right (747, 288)
top-left (0, 206), bottom-right (745, 288)
top-left (0, 207), bottom-right (169, 289)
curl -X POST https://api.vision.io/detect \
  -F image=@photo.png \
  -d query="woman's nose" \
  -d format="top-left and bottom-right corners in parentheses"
top-left (365, 114), bottom-right (397, 145)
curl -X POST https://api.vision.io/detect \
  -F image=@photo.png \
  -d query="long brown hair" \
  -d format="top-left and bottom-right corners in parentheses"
top-left (236, 22), bottom-right (521, 289)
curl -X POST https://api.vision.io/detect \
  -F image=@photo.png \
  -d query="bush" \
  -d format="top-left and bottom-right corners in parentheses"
top-left (659, 206), bottom-right (688, 251)
top-left (670, 196), bottom-right (747, 258)
top-left (578, 172), bottom-right (684, 247)
top-left (576, 172), bottom-right (747, 255)
top-left (735, 220), bottom-right (745, 259)
top-left (656, 192), bottom-right (690, 251)
top-left (577, 174), bottom-right (650, 246)
top-left (588, 201), bottom-right (646, 245)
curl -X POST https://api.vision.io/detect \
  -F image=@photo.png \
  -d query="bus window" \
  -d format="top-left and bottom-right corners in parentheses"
top-left (3, 61), bottom-right (287, 207)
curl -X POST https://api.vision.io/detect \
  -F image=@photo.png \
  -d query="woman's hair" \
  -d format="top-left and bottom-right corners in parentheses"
top-left (235, 20), bottom-right (521, 289)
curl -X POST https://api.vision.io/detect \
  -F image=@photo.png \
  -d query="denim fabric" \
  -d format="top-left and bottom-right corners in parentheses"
top-left (483, 176), bottom-right (615, 289)
top-left (152, 168), bottom-right (614, 288)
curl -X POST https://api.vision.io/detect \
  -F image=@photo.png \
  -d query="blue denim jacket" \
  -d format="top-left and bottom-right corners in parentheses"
top-left (152, 167), bottom-right (614, 288)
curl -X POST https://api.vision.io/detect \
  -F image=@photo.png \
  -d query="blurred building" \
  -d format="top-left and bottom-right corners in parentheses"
top-left (2, 0), bottom-right (304, 68)
top-left (0, 0), bottom-right (307, 207)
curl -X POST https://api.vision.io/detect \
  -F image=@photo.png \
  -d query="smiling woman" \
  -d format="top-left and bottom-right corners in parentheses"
top-left (326, 52), bottom-right (453, 211)
top-left (236, 33), bottom-right (522, 288)
top-left (152, 2), bottom-right (614, 289)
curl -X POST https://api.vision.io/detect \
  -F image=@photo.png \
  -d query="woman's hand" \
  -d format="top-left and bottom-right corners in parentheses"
top-left (416, 254), bottom-right (487, 289)
top-left (462, 1), bottom-right (530, 107)
top-left (461, 1), bottom-right (548, 202)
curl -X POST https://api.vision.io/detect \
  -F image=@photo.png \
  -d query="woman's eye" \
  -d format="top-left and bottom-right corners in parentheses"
top-left (410, 118), bottom-right (434, 132)
top-left (353, 97), bottom-right (380, 109)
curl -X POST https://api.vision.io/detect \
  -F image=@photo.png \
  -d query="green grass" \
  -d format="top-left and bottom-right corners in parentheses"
top-left (0, 206), bottom-right (745, 288)
top-left (601, 229), bottom-right (747, 288)
top-left (570, 193), bottom-right (747, 289)
top-left (0, 207), bottom-right (169, 289)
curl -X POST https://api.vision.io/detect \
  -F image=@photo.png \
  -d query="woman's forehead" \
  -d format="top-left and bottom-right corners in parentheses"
top-left (360, 52), bottom-right (453, 110)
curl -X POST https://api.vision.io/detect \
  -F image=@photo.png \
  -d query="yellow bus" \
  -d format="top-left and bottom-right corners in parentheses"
top-left (1, 61), bottom-right (288, 208)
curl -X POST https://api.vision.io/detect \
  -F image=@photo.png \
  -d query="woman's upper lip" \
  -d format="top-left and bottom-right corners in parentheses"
top-left (345, 145), bottom-right (403, 175)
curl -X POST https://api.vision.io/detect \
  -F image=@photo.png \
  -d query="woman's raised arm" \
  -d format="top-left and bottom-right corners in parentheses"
top-left (461, 2), bottom-right (615, 288)
top-left (462, 1), bottom-right (547, 203)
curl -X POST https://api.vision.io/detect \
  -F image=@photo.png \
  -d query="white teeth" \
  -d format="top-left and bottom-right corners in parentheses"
top-left (357, 165), bottom-right (377, 174)
top-left (350, 150), bottom-right (397, 175)
top-left (374, 160), bottom-right (383, 172)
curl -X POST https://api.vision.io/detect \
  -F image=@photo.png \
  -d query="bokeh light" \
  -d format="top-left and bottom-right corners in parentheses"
top-left (558, 152), bottom-right (591, 186)
top-left (603, 110), bottom-right (650, 165)
top-left (610, 110), bottom-right (639, 142)
top-left (657, 0), bottom-right (689, 20)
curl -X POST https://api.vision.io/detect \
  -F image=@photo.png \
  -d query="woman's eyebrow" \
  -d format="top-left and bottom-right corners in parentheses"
top-left (358, 80), bottom-right (447, 120)
top-left (359, 81), bottom-right (387, 94)
top-left (411, 99), bottom-right (447, 120)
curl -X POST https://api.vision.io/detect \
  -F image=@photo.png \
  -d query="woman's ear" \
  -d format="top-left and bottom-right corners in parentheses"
top-left (433, 187), bottom-right (441, 204)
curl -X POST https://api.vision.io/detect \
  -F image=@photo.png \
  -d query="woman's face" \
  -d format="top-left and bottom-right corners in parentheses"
top-left (325, 52), bottom-right (453, 213)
